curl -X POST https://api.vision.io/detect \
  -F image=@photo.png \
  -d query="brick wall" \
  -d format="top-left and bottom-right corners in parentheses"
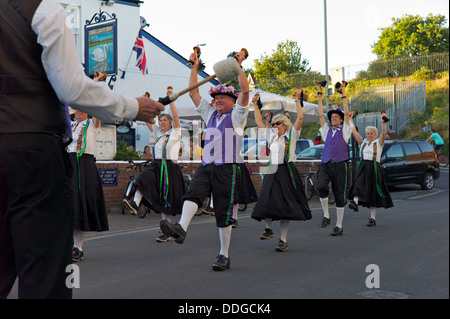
top-left (97, 160), bottom-right (324, 212)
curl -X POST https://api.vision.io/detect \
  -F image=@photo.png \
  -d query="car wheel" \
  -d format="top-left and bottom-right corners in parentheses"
top-left (421, 172), bottom-right (435, 190)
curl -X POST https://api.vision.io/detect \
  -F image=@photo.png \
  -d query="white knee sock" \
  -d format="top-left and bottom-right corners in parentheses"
top-left (336, 207), bottom-right (345, 228)
top-left (178, 200), bottom-right (198, 231)
top-left (74, 230), bottom-right (85, 251)
top-left (265, 218), bottom-right (273, 229)
top-left (232, 204), bottom-right (238, 220)
top-left (161, 213), bottom-right (171, 223)
top-left (280, 220), bottom-right (290, 242)
top-left (219, 226), bottom-right (232, 258)
top-left (133, 189), bottom-right (143, 206)
top-left (354, 196), bottom-right (359, 205)
top-left (320, 197), bottom-right (329, 218)
top-left (370, 207), bottom-right (376, 220)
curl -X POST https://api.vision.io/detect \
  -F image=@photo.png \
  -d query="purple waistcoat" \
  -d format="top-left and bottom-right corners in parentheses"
top-left (322, 127), bottom-right (349, 163)
top-left (202, 109), bottom-right (242, 166)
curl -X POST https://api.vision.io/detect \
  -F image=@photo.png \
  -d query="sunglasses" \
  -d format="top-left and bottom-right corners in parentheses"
top-left (271, 121), bottom-right (283, 127)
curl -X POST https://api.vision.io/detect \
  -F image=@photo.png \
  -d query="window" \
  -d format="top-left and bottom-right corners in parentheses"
top-left (417, 141), bottom-right (435, 158)
top-left (385, 144), bottom-right (404, 161)
top-left (298, 147), bottom-right (322, 158)
top-left (295, 141), bottom-right (310, 154)
top-left (403, 142), bottom-right (422, 160)
top-left (61, 4), bottom-right (81, 61)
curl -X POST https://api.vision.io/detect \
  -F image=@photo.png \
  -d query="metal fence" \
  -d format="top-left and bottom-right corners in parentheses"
top-left (253, 52), bottom-right (449, 93)
top-left (350, 81), bottom-right (426, 137)
top-left (355, 52), bottom-right (449, 80)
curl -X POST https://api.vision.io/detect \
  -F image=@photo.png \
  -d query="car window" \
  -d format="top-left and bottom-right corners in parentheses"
top-left (385, 144), bottom-right (404, 160)
top-left (417, 141), bottom-right (435, 158)
top-left (403, 142), bottom-right (422, 160)
top-left (295, 141), bottom-right (310, 154)
top-left (298, 147), bottom-right (322, 158)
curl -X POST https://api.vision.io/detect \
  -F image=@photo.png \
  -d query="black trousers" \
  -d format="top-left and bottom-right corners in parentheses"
top-left (317, 161), bottom-right (349, 208)
top-left (183, 163), bottom-right (239, 227)
top-left (0, 134), bottom-right (74, 299)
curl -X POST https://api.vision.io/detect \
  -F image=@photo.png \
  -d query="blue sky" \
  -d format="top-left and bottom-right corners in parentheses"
top-left (140, 0), bottom-right (449, 76)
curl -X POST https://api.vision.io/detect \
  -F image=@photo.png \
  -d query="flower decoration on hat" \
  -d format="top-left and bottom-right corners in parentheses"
top-left (209, 84), bottom-right (240, 101)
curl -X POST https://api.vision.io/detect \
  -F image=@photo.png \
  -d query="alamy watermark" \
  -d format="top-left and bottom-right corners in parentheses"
top-left (365, 264), bottom-right (380, 289)
top-left (66, 264), bottom-right (80, 289)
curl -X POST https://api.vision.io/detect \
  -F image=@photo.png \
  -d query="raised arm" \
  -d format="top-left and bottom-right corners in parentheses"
top-left (169, 102), bottom-right (180, 129)
top-left (293, 87), bottom-right (303, 131)
top-left (253, 95), bottom-right (266, 129)
top-left (235, 52), bottom-right (249, 107)
top-left (348, 111), bottom-right (362, 143)
top-left (188, 53), bottom-right (202, 107)
top-left (379, 121), bottom-right (386, 146)
top-left (317, 85), bottom-right (327, 127)
top-left (264, 112), bottom-right (271, 128)
top-left (167, 87), bottom-right (180, 129)
top-left (379, 111), bottom-right (388, 146)
top-left (340, 83), bottom-right (350, 126)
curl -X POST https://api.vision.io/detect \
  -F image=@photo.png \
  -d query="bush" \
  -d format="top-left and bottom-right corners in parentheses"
top-left (411, 67), bottom-right (435, 81)
top-left (114, 140), bottom-right (141, 161)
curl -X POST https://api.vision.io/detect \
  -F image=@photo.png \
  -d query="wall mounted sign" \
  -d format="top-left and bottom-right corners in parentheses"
top-left (84, 9), bottom-right (118, 76)
top-left (98, 168), bottom-right (118, 186)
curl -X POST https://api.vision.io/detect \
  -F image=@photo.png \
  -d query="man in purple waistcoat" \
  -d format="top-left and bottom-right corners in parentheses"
top-left (160, 51), bottom-right (249, 271)
top-left (317, 83), bottom-right (354, 236)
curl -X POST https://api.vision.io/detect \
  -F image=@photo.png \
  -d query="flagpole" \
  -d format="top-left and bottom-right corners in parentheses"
top-left (120, 27), bottom-right (142, 79)
top-left (120, 49), bottom-right (134, 79)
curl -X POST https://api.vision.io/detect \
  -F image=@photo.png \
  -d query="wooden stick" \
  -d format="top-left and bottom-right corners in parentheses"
top-left (158, 74), bottom-right (217, 105)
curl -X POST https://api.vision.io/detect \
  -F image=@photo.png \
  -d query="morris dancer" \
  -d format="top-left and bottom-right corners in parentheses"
top-left (160, 50), bottom-right (249, 271)
top-left (69, 106), bottom-right (108, 262)
top-left (123, 87), bottom-right (185, 242)
top-left (317, 82), bottom-right (354, 236)
top-left (347, 112), bottom-right (393, 226)
top-left (251, 87), bottom-right (312, 252)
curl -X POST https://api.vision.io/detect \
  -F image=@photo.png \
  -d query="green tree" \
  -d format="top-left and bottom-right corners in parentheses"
top-left (372, 14), bottom-right (449, 60)
top-left (253, 40), bottom-right (310, 94)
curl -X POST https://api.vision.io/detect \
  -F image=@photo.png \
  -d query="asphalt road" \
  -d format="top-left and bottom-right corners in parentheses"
top-left (7, 168), bottom-right (449, 301)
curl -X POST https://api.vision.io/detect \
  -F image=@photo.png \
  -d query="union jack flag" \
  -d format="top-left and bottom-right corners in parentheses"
top-left (133, 27), bottom-right (148, 75)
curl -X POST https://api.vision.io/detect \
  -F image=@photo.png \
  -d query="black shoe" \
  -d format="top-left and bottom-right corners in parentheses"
top-left (319, 217), bottom-right (331, 228)
top-left (123, 199), bottom-right (138, 215)
top-left (232, 220), bottom-right (238, 228)
top-left (275, 239), bottom-right (288, 252)
top-left (348, 200), bottom-right (359, 212)
top-left (160, 220), bottom-right (186, 244)
top-left (367, 218), bottom-right (377, 227)
top-left (260, 228), bottom-right (274, 240)
top-left (72, 247), bottom-right (84, 262)
top-left (212, 254), bottom-right (230, 271)
top-left (156, 232), bottom-right (171, 242)
top-left (331, 226), bottom-right (343, 236)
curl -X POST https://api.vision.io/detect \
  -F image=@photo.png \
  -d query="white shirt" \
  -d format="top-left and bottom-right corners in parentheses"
top-left (360, 138), bottom-right (383, 163)
top-left (67, 119), bottom-right (98, 155)
top-left (196, 98), bottom-right (249, 132)
top-left (319, 121), bottom-right (354, 144)
top-left (31, 0), bottom-right (138, 123)
top-left (151, 125), bottom-right (182, 161)
top-left (268, 127), bottom-right (301, 164)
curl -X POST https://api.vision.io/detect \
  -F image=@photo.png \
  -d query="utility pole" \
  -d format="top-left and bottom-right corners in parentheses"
top-left (324, 0), bottom-right (329, 108)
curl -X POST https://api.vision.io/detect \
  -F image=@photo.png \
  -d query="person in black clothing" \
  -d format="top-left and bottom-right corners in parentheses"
top-left (0, 0), bottom-right (163, 299)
